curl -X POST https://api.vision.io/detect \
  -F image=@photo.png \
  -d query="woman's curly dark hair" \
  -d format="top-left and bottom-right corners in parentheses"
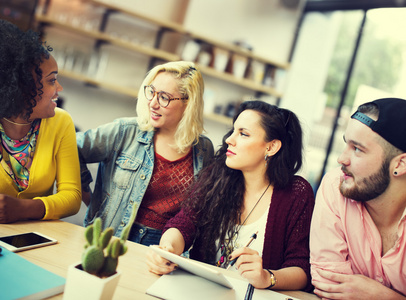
top-left (183, 100), bottom-right (303, 263)
top-left (0, 20), bottom-right (52, 120)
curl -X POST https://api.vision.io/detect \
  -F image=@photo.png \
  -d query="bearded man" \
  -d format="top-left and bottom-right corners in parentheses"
top-left (310, 98), bottom-right (406, 299)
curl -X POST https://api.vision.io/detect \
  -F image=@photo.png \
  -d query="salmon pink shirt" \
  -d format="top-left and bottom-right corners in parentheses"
top-left (310, 167), bottom-right (406, 296)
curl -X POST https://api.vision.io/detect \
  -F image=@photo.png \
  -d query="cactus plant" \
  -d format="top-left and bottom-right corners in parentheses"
top-left (81, 204), bottom-right (137, 278)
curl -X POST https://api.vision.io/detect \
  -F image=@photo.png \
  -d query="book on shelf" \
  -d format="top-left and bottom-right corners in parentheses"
top-left (0, 246), bottom-right (65, 300)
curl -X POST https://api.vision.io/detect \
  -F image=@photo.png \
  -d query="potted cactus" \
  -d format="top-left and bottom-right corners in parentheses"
top-left (81, 217), bottom-right (127, 278)
top-left (63, 205), bottom-right (137, 300)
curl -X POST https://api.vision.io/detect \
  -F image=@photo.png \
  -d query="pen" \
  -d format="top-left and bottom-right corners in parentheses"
top-left (244, 283), bottom-right (254, 300)
top-left (226, 230), bottom-right (258, 270)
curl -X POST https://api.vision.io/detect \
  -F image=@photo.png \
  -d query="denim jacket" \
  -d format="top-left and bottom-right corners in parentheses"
top-left (76, 117), bottom-right (214, 237)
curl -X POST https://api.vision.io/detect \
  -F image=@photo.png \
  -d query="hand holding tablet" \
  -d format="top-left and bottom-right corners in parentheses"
top-left (149, 245), bottom-right (234, 288)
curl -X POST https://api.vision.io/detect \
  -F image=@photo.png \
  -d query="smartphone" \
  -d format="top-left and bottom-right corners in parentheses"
top-left (0, 232), bottom-right (57, 252)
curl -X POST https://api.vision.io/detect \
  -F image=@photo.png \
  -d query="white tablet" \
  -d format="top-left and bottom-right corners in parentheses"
top-left (150, 245), bottom-right (234, 289)
top-left (0, 232), bottom-right (57, 252)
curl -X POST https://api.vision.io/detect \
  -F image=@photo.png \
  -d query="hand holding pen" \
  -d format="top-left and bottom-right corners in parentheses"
top-left (227, 231), bottom-right (258, 270)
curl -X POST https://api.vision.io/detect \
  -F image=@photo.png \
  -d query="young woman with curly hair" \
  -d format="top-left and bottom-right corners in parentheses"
top-left (0, 20), bottom-right (81, 223)
top-left (147, 100), bottom-right (315, 292)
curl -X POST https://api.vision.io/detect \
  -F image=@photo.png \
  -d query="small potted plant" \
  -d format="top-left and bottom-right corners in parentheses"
top-left (63, 205), bottom-right (137, 300)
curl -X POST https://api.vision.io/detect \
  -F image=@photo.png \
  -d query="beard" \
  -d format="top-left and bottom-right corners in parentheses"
top-left (339, 158), bottom-right (390, 202)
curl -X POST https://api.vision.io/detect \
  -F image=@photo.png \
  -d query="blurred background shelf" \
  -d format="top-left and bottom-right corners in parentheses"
top-left (36, 14), bottom-right (180, 62)
top-left (35, 0), bottom-right (288, 105)
top-left (203, 113), bottom-right (233, 126)
top-left (59, 69), bottom-right (138, 98)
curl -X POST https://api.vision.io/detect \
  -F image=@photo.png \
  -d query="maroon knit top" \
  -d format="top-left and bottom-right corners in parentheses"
top-left (164, 176), bottom-right (315, 292)
top-left (136, 150), bottom-right (193, 230)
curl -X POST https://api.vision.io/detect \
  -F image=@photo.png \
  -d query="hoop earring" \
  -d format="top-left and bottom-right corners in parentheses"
top-left (265, 154), bottom-right (269, 167)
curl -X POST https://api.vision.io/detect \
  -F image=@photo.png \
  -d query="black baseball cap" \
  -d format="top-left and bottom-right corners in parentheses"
top-left (351, 98), bottom-right (406, 152)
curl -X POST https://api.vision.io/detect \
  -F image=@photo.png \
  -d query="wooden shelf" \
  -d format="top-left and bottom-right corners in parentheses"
top-left (37, 14), bottom-right (283, 98)
top-left (36, 15), bottom-right (179, 62)
top-left (197, 64), bottom-right (283, 97)
top-left (188, 32), bottom-right (289, 70)
top-left (88, 0), bottom-right (186, 34)
top-left (37, 0), bottom-right (289, 118)
top-left (59, 69), bottom-right (138, 98)
top-left (88, 0), bottom-right (289, 70)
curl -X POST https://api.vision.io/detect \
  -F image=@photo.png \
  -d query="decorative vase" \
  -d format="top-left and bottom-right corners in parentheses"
top-left (63, 263), bottom-right (121, 300)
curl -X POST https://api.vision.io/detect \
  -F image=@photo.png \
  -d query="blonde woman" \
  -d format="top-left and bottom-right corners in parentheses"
top-left (77, 61), bottom-right (214, 245)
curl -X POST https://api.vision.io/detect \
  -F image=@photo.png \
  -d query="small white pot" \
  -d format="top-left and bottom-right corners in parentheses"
top-left (63, 263), bottom-right (121, 300)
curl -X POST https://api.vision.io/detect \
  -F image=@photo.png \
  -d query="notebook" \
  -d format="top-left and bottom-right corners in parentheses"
top-left (146, 269), bottom-right (302, 300)
top-left (0, 246), bottom-right (66, 300)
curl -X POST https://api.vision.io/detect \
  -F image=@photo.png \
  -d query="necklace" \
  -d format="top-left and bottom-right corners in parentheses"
top-left (216, 182), bottom-right (272, 267)
top-left (237, 182), bottom-right (271, 231)
top-left (2, 118), bottom-right (32, 126)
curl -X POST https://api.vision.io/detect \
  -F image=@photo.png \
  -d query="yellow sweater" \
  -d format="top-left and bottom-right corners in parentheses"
top-left (0, 108), bottom-right (81, 219)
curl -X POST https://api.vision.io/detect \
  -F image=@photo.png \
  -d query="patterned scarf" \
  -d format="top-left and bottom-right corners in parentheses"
top-left (0, 120), bottom-right (41, 191)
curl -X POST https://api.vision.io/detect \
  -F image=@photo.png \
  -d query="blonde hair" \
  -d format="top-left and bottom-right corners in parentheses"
top-left (136, 61), bottom-right (205, 153)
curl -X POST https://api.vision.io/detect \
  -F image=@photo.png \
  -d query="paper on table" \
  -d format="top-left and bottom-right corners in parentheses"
top-left (146, 269), bottom-right (301, 300)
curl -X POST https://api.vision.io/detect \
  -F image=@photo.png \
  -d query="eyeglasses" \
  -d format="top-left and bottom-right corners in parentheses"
top-left (144, 85), bottom-right (188, 108)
